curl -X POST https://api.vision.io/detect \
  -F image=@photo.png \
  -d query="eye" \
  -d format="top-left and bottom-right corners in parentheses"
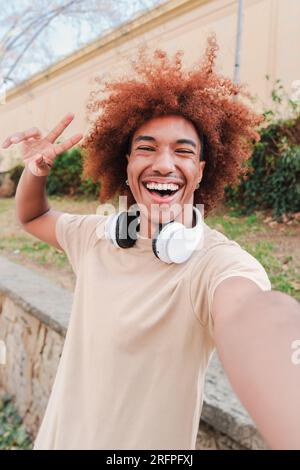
top-left (137, 146), bottom-right (155, 151)
top-left (176, 149), bottom-right (194, 154)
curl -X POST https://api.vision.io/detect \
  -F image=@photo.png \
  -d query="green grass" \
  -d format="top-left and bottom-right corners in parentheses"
top-left (0, 196), bottom-right (101, 274)
top-left (206, 211), bottom-right (300, 301)
top-left (0, 199), bottom-right (13, 214)
top-left (0, 236), bottom-right (67, 268)
top-left (206, 212), bottom-right (266, 239)
top-left (245, 241), bottom-right (299, 299)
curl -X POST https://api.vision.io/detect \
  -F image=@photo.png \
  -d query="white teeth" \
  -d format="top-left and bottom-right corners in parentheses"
top-left (145, 182), bottom-right (179, 191)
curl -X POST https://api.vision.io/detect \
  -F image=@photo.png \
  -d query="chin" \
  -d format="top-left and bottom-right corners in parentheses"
top-left (145, 202), bottom-right (184, 226)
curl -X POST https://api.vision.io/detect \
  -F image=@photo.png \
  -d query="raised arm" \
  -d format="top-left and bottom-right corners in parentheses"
top-left (2, 113), bottom-right (83, 250)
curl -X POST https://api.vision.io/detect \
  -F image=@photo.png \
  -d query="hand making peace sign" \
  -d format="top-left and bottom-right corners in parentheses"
top-left (1, 113), bottom-right (83, 177)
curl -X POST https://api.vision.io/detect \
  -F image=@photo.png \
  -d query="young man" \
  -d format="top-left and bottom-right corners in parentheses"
top-left (3, 38), bottom-right (300, 450)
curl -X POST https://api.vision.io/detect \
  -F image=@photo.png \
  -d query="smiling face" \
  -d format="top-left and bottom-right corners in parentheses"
top-left (126, 114), bottom-right (205, 238)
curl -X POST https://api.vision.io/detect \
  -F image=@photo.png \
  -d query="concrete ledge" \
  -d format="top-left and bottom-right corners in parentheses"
top-left (0, 256), bottom-right (71, 335)
top-left (0, 256), bottom-right (268, 449)
top-left (202, 353), bottom-right (268, 449)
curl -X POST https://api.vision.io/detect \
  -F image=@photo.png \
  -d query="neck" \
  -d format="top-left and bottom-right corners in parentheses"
top-left (138, 204), bottom-right (195, 239)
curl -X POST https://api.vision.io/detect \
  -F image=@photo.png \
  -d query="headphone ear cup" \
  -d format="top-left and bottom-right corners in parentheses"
top-left (153, 222), bottom-right (184, 263)
top-left (115, 212), bottom-right (139, 248)
top-left (104, 213), bottom-right (119, 247)
top-left (152, 207), bottom-right (204, 264)
top-left (151, 225), bottom-right (162, 260)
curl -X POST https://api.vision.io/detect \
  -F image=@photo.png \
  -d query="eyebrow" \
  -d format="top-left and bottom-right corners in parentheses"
top-left (134, 135), bottom-right (197, 149)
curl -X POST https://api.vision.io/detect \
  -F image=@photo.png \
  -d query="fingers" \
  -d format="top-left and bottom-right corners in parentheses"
top-left (27, 154), bottom-right (52, 177)
top-left (2, 112), bottom-right (77, 149)
top-left (45, 113), bottom-right (75, 144)
top-left (2, 127), bottom-right (42, 149)
top-left (53, 133), bottom-right (83, 156)
top-left (35, 155), bottom-right (52, 168)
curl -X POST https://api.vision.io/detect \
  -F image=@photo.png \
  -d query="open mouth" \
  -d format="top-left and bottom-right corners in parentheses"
top-left (141, 181), bottom-right (183, 203)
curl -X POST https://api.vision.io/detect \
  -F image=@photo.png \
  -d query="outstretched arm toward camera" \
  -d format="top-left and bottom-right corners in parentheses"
top-left (2, 113), bottom-right (83, 250)
top-left (212, 277), bottom-right (300, 450)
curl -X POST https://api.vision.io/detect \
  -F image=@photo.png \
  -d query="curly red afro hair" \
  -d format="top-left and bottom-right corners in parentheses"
top-left (80, 35), bottom-right (263, 215)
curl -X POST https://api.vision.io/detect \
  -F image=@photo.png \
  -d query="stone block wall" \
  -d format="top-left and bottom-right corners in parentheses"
top-left (0, 295), bottom-right (64, 435)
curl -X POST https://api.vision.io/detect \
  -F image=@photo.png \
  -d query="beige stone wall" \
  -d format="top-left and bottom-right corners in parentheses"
top-left (0, 294), bottom-right (64, 436)
top-left (0, 0), bottom-right (299, 166)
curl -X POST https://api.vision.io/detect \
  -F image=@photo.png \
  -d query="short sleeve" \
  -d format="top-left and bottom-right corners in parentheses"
top-left (209, 243), bottom-right (271, 314)
top-left (55, 213), bottom-right (105, 275)
top-left (189, 240), bottom-right (272, 332)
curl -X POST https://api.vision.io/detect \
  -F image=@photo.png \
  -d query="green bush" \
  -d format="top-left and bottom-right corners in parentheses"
top-left (8, 148), bottom-right (100, 199)
top-left (225, 140), bottom-right (300, 218)
top-left (0, 395), bottom-right (32, 450)
top-left (225, 80), bottom-right (300, 219)
top-left (9, 165), bottom-right (24, 189)
top-left (46, 147), bottom-right (99, 198)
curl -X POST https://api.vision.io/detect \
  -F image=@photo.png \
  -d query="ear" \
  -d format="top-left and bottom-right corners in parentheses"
top-left (198, 161), bottom-right (206, 180)
top-left (126, 154), bottom-right (130, 162)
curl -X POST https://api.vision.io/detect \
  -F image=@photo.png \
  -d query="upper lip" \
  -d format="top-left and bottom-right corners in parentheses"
top-left (141, 178), bottom-right (184, 187)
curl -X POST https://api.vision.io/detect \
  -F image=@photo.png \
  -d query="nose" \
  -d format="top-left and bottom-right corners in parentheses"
top-left (151, 149), bottom-right (176, 174)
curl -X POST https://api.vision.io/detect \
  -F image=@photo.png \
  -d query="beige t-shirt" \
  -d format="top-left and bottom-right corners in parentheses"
top-left (34, 212), bottom-right (271, 450)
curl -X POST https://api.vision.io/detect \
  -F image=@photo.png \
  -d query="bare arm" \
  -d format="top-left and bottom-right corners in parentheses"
top-left (15, 166), bottom-right (62, 249)
top-left (212, 277), bottom-right (300, 450)
top-left (2, 113), bottom-right (83, 250)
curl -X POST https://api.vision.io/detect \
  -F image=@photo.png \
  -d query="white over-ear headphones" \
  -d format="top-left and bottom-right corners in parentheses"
top-left (102, 206), bottom-right (204, 264)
